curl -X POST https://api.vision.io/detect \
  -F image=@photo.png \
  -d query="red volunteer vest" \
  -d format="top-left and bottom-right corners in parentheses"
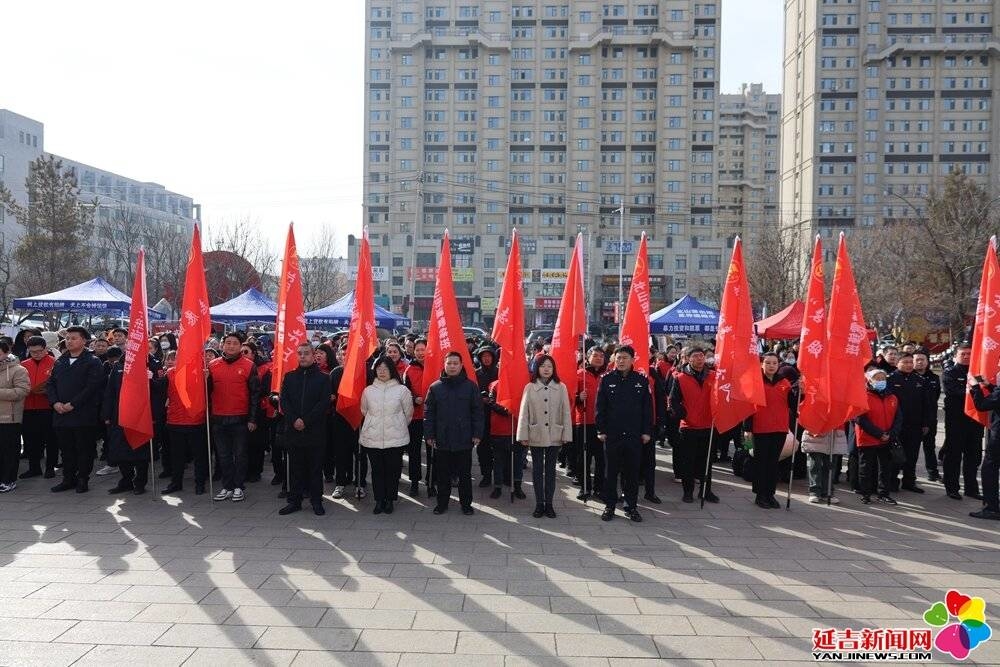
top-left (857, 392), bottom-right (899, 447)
top-left (751, 376), bottom-right (792, 434)
top-left (208, 356), bottom-right (255, 417)
top-left (166, 367), bottom-right (206, 426)
top-left (22, 355), bottom-right (55, 411)
top-left (676, 369), bottom-right (716, 430)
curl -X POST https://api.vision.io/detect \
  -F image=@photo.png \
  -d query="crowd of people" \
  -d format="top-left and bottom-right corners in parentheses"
top-left (0, 325), bottom-right (995, 524)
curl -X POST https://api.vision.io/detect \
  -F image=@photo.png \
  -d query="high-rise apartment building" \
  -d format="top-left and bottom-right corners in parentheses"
top-left (363, 1), bottom-right (724, 327)
top-left (781, 0), bottom-right (999, 261)
top-left (717, 83), bottom-right (781, 242)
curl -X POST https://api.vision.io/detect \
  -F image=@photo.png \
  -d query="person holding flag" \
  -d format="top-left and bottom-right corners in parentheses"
top-left (668, 345), bottom-right (718, 504)
top-left (103, 352), bottom-right (151, 495)
top-left (208, 333), bottom-right (260, 503)
top-left (402, 339), bottom-right (428, 497)
top-left (743, 353), bottom-right (794, 509)
top-left (163, 351), bottom-right (208, 495)
top-left (574, 346), bottom-right (606, 502)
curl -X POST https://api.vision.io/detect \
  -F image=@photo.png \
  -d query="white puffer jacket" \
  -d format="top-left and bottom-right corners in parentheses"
top-left (359, 378), bottom-right (414, 449)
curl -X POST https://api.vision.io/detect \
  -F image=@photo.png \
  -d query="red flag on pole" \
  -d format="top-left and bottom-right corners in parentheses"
top-left (490, 228), bottom-right (530, 418)
top-left (550, 234), bottom-right (586, 396)
top-left (337, 231), bottom-right (379, 429)
top-left (711, 237), bottom-right (766, 433)
top-left (824, 233), bottom-right (870, 426)
top-left (618, 232), bottom-right (650, 376)
top-left (966, 237), bottom-right (1000, 425)
top-left (797, 235), bottom-right (831, 434)
top-left (119, 249), bottom-right (154, 449)
top-left (423, 230), bottom-right (476, 394)
top-left (271, 224), bottom-right (307, 393)
top-left (176, 225), bottom-right (211, 414)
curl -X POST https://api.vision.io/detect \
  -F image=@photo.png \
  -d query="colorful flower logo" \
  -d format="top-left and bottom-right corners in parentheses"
top-left (923, 590), bottom-right (992, 660)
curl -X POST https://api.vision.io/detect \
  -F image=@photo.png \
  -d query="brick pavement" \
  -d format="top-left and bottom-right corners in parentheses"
top-left (0, 446), bottom-right (998, 666)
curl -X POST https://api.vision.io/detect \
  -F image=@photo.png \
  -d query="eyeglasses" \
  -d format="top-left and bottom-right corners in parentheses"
top-left (240, 349), bottom-right (252, 356)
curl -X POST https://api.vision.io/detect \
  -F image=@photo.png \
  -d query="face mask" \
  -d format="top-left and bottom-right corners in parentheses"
top-left (872, 380), bottom-right (887, 392)
top-left (705, 356), bottom-right (715, 366)
top-left (159, 341), bottom-right (170, 350)
top-left (785, 357), bottom-right (796, 365)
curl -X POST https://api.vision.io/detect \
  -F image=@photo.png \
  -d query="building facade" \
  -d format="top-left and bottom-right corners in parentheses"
top-left (781, 0), bottom-right (1000, 261)
top-left (363, 1), bottom-right (726, 328)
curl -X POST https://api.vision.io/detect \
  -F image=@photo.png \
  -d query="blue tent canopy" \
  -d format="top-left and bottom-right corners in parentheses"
top-left (209, 288), bottom-right (277, 324)
top-left (649, 294), bottom-right (719, 335)
top-left (305, 292), bottom-right (411, 329)
top-left (13, 277), bottom-right (166, 320)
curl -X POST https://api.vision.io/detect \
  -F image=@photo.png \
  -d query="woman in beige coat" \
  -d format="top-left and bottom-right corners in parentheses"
top-left (517, 355), bottom-right (573, 518)
top-left (0, 339), bottom-right (31, 493)
top-left (360, 356), bottom-right (414, 515)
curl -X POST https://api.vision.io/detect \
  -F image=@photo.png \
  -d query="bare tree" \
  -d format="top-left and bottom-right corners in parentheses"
top-left (0, 234), bottom-right (15, 324)
top-left (300, 224), bottom-right (350, 310)
top-left (207, 216), bottom-right (279, 296)
top-left (744, 223), bottom-right (802, 315)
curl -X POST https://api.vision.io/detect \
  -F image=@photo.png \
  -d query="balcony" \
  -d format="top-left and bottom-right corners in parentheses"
top-left (568, 26), bottom-right (695, 51)
top-left (390, 28), bottom-right (511, 50)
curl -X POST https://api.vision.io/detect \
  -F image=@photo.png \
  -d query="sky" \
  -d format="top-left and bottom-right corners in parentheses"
top-left (2, 0), bottom-right (782, 256)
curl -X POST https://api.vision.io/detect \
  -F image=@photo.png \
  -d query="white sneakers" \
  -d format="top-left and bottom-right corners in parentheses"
top-left (332, 486), bottom-right (344, 499)
top-left (0, 482), bottom-right (15, 493)
top-left (213, 488), bottom-right (246, 502)
top-left (808, 494), bottom-right (840, 505)
top-left (213, 488), bottom-right (233, 501)
top-left (232, 488), bottom-right (245, 502)
top-left (95, 465), bottom-right (118, 476)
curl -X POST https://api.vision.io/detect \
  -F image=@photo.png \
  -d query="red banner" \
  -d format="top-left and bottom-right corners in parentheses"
top-left (176, 225), bottom-right (211, 415)
top-left (550, 234), bottom-right (586, 397)
top-left (423, 230), bottom-right (476, 395)
top-left (119, 249), bottom-right (154, 449)
top-left (797, 235), bottom-right (831, 434)
top-left (271, 224), bottom-right (307, 393)
top-left (618, 232), bottom-right (650, 376)
top-left (337, 233), bottom-right (379, 429)
top-left (711, 237), bottom-right (765, 433)
top-left (825, 233), bottom-right (871, 426)
top-left (966, 237), bottom-right (1000, 425)
top-left (491, 229), bottom-right (530, 419)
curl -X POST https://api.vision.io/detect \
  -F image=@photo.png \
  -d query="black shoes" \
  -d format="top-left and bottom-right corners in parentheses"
top-left (947, 491), bottom-right (963, 500)
top-left (489, 487), bottom-right (502, 499)
top-left (478, 477), bottom-right (491, 488)
top-left (108, 483), bottom-right (132, 495)
top-left (312, 504), bottom-right (325, 516)
top-left (970, 508), bottom-right (1000, 520)
top-left (682, 493), bottom-right (694, 504)
top-left (544, 505), bottom-right (556, 519)
top-left (373, 502), bottom-right (383, 515)
top-left (877, 494), bottom-right (897, 505)
top-left (644, 493), bottom-right (662, 504)
top-left (384, 501), bottom-right (393, 514)
top-left (76, 479), bottom-right (89, 493)
top-left (163, 483), bottom-right (183, 494)
top-left (513, 483), bottom-right (526, 500)
top-left (700, 491), bottom-right (720, 504)
top-left (278, 503), bottom-right (301, 515)
top-left (461, 506), bottom-right (474, 516)
top-left (133, 487), bottom-right (146, 496)
top-left (43, 468), bottom-right (55, 479)
top-left (861, 495), bottom-right (872, 504)
top-left (271, 475), bottom-right (283, 486)
top-left (532, 505), bottom-right (545, 518)
top-left (767, 497), bottom-right (781, 509)
top-left (601, 507), bottom-right (615, 521)
top-left (158, 470), bottom-right (171, 480)
top-left (625, 508), bottom-right (642, 522)
top-left (427, 486), bottom-right (437, 498)
top-left (755, 497), bottom-right (771, 509)
top-left (966, 491), bottom-right (984, 501)
top-left (927, 471), bottom-right (940, 482)
top-left (901, 484), bottom-right (925, 494)
top-left (19, 469), bottom-right (41, 479)
top-left (410, 482), bottom-right (420, 496)
top-left (577, 491), bottom-right (590, 501)
top-left (433, 504), bottom-right (446, 515)
top-left (195, 484), bottom-right (206, 495)
top-left (51, 480), bottom-right (75, 493)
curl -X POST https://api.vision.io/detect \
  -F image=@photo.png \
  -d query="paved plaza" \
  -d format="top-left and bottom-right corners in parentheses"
top-left (0, 446), bottom-right (998, 666)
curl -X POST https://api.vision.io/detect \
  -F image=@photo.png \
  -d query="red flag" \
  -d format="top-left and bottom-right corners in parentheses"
top-left (119, 249), bottom-right (154, 449)
top-left (797, 235), bottom-right (831, 434)
top-left (824, 233), bottom-right (870, 426)
top-left (711, 237), bottom-right (766, 433)
top-left (550, 234), bottom-right (586, 397)
top-left (490, 229), bottom-right (530, 418)
top-left (618, 232), bottom-right (650, 376)
top-left (271, 224), bottom-right (307, 393)
top-left (966, 237), bottom-right (1000, 425)
top-left (337, 232), bottom-right (379, 429)
top-left (423, 230), bottom-right (476, 394)
top-left (176, 225), bottom-right (211, 414)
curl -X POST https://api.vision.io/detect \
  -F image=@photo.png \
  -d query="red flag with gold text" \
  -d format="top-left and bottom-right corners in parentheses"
top-left (618, 232), bottom-right (650, 376)
top-left (176, 225), bottom-right (211, 415)
top-left (490, 229), bottom-right (530, 418)
top-left (825, 233), bottom-right (870, 427)
top-left (337, 232), bottom-right (378, 429)
top-left (271, 224), bottom-right (307, 393)
top-left (119, 249), bottom-right (154, 449)
top-left (966, 237), bottom-right (1000, 425)
top-left (797, 235), bottom-right (831, 434)
top-left (423, 230), bottom-right (476, 395)
top-left (549, 234), bottom-right (586, 400)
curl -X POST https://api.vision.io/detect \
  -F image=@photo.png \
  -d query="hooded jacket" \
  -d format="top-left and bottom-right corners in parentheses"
top-left (360, 378), bottom-right (414, 449)
top-left (0, 353), bottom-right (30, 424)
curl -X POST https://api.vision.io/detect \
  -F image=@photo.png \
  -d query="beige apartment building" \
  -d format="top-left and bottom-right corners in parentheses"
top-left (781, 0), bottom-right (1000, 263)
top-left (362, 1), bottom-right (727, 328)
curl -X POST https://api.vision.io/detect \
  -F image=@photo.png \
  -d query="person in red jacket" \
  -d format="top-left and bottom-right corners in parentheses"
top-left (161, 351), bottom-right (209, 495)
top-left (20, 336), bottom-right (56, 478)
top-left (485, 378), bottom-right (526, 500)
top-left (855, 368), bottom-right (902, 506)
top-left (241, 341), bottom-right (273, 484)
top-left (207, 332), bottom-right (260, 502)
top-left (402, 338), bottom-right (429, 497)
top-left (667, 345), bottom-right (718, 504)
top-left (574, 347), bottom-right (605, 501)
top-left (744, 353), bottom-right (794, 509)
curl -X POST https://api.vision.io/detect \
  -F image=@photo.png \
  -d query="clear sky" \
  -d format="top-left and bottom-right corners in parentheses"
top-left (2, 0), bottom-right (782, 255)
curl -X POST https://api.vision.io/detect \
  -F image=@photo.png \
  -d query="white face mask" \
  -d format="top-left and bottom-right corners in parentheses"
top-left (705, 356), bottom-right (715, 366)
top-left (159, 341), bottom-right (171, 350)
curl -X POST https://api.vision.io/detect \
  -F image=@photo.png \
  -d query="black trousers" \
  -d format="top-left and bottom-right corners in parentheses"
top-left (366, 446), bottom-right (404, 504)
top-left (152, 421), bottom-right (167, 471)
top-left (22, 409), bottom-right (56, 472)
top-left (858, 444), bottom-right (893, 496)
top-left (247, 416), bottom-right (269, 479)
top-left (943, 411), bottom-right (983, 495)
top-left (434, 448), bottom-right (472, 508)
top-left (287, 446), bottom-right (325, 507)
top-left (0, 423), bottom-right (22, 484)
top-left (492, 436), bottom-right (525, 487)
top-left (55, 426), bottom-right (98, 483)
top-left (406, 420), bottom-right (424, 483)
top-left (752, 432), bottom-right (784, 500)
top-left (603, 435), bottom-right (641, 510)
top-left (167, 424), bottom-right (208, 487)
top-left (574, 424), bottom-right (604, 494)
top-left (921, 424), bottom-right (939, 476)
top-left (898, 426), bottom-right (923, 487)
top-left (640, 440), bottom-right (656, 494)
top-left (212, 420), bottom-right (248, 490)
top-left (530, 445), bottom-right (559, 506)
top-left (332, 415), bottom-right (365, 486)
top-left (477, 438), bottom-right (494, 483)
top-left (679, 428), bottom-right (714, 497)
top-left (118, 460), bottom-right (149, 491)
top-left (563, 431), bottom-right (579, 478)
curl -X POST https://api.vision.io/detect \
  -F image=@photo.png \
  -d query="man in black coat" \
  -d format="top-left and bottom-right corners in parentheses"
top-left (278, 343), bottom-right (332, 516)
top-left (913, 350), bottom-right (941, 482)
top-left (596, 345), bottom-right (653, 523)
top-left (942, 343), bottom-right (984, 500)
top-left (474, 346), bottom-right (499, 488)
top-left (47, 326), bottom-right (106, 493)
top-left (969, 376), bottom-right (1000, 520)
top-left (888, 353), bottom-right (934, 493)
top-left (424, 351), bottom-right (484, 515)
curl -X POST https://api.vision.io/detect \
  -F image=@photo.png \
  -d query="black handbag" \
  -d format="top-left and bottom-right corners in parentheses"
top-left (888, 441), bottom-right (907, 467)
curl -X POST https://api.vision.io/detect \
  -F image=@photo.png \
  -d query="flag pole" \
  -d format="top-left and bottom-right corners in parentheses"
top-left (699, 419), bottom-right (717, 510)
top-left (510, 415), bottom-right (515, 504)
top-left (786, 394), bottom-right (804, 509)
top-left (580, 335), bottom-right (589, 503)
top-left (826, 431), bottom-right (835, 506)
top-left (205, 369), bottom-right (214, 500)
top-left (149, 439), bottom-right (158, 501)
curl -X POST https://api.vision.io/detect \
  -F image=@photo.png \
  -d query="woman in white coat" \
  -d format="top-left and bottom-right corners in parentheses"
top-left (360, 356), bottom-right (414, 515)
top-left (517, 355), bottom-right (573, 518)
